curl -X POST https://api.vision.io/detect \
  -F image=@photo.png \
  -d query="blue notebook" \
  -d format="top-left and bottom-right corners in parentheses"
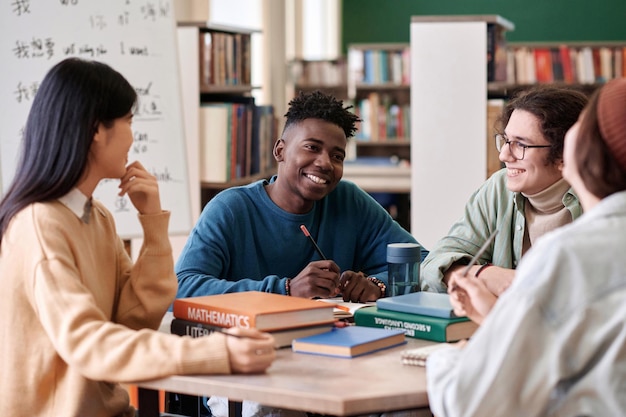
top-left (376, 292), bottom-right (459, 319)
top-left (291, 326), bottom-right (406, 358)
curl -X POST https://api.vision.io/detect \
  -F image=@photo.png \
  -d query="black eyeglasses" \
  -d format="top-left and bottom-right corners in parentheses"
top-left (495, 134), bottom-right (551, 160)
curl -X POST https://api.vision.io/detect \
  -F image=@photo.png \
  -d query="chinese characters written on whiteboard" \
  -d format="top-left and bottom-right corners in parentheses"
top-left (1, 0), bottom-right (192, 237)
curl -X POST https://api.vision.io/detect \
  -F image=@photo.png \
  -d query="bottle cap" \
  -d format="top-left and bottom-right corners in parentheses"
top-left (387, 243), bottom-right (421, 263)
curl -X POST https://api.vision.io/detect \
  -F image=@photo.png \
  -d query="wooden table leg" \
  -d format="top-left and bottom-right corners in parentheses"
top-left (138, 387), bottom-right (160, 417)
top-left (228, 400), bottom-right (242, 417)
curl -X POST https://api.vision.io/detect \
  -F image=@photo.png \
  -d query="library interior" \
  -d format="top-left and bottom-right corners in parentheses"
top-left (161, 1), bottom-right (626, 414)
top-left (2, 0), bottom-right (626, 416)
top-left (170, 0), bottom-right (626, 254)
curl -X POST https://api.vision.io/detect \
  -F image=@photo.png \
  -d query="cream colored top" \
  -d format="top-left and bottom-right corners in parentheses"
top-left (0, 193), bottom-right (230, 417)
top-left (427, 191), bottom-right (626, 416)
top-left (522, 178), bottom-right (573, 254)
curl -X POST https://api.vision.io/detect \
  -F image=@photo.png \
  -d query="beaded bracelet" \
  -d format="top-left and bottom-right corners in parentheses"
top-left (285, 278), bottom-right (292, 296)
top-left (366, 276), bottom-right (386, 298)
top-left (474, 263), bottom-right (493, 278)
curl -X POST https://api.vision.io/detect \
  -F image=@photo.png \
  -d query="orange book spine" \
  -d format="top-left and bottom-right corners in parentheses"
top-left (396, 106), bottom-right (404, 139)
top-left (534, 48), bottom-right (554, 83)
top-left (127, 385), bottom-right (165, 412)
top-left (559, 45), bottom-right (574, 83)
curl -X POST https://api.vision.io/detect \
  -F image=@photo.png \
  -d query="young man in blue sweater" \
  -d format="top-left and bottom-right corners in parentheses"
top-left (175, 90), bottom-right (421, 303)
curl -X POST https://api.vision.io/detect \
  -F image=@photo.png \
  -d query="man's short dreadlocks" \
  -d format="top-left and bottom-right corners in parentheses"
top-left (283, 90), bottom-right (361, 138)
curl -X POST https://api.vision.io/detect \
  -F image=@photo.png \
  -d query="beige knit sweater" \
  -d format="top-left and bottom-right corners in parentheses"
top-left (0, 198), bottom-right (230, 417)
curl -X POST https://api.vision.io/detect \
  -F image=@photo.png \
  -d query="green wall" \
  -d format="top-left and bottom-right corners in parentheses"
top-left (342, 0), bottom-right (626, 51)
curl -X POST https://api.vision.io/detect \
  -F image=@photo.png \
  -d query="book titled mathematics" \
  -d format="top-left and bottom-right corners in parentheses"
top-left (173, 291), bottom-right (336, 332)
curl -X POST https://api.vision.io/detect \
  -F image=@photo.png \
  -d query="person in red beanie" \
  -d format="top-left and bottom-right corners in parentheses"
top-left (426, 78), bottom-right (626, 416)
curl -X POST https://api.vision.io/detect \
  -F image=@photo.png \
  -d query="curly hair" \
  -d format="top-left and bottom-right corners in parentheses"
top-left (495, 85), bottom-right (588, 165)
top-left (283, 90), bottom-right (361, 138)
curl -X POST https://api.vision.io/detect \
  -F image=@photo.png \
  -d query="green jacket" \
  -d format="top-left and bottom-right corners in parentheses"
top-left (420, 169), bottom-right (582, 293)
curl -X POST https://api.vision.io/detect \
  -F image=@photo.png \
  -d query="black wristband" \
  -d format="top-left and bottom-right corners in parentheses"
top-left (474, 263), bottom-right (493, 278)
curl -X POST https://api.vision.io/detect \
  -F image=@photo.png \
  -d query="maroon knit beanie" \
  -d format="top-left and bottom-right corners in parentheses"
top-left (597, 78), bottom-right (626, 172)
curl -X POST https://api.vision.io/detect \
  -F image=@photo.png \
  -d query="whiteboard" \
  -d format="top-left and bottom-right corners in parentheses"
top-left (0, 0), bottom-right (191, 239)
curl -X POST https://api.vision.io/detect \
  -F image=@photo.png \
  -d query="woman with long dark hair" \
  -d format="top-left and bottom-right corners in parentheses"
top-left (0, 58), bottom-right (275, 417)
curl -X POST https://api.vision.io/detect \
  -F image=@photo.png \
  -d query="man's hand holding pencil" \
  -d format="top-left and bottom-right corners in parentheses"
top-left (297, 225), bottom-right (382, 302)
top-left (292, 224), bottom-right (341, 298)
top-left (289, 259), bottom-right (341, 298)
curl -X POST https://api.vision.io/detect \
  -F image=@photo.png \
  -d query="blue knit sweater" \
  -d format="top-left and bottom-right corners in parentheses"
top-left (175, 177), bottom-right (423, 298)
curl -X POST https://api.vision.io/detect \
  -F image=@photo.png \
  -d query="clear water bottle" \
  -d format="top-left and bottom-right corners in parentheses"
top-left (387, 243), bottom-right (421, 297)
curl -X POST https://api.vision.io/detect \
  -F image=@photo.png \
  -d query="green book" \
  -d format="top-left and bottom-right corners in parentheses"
top-left (353, 306), bottom-right (478, 343)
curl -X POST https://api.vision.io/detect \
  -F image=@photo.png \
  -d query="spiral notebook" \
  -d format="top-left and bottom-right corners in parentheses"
top-left (401, 343), bottom-right (449, 366)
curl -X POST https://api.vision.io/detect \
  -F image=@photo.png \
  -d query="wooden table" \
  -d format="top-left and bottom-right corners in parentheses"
top-left (134, 337), bottom-right (433, 416)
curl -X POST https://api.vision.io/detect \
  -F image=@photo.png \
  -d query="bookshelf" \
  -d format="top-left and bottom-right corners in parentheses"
top-left (177, 22), bottom-right (278, 211)
top-left (484, 41), bottom-right (626, 99)
top-left (410, 15), bottom-right (514, 249)
top-left (347, 43), bottom-right (411, 147)
top-left (287, 58), bottom-right (348, 99)
top-left (344, 43), bottom-right (412, 230)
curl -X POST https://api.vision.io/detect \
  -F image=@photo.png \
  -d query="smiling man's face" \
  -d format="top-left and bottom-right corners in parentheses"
top-left (271, 118), bottom-right (347, 213)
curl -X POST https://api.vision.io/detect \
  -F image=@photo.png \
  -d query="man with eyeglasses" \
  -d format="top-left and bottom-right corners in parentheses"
top-left (421, 86), bottom-right (588, 297)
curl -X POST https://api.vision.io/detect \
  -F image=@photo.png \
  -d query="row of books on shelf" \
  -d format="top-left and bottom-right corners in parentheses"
top-left (348, 46), bottom-right (411, 86)
top-left (292, 44), bottom-right (626, 89)
top-left (289, 58), bottom-right (347, 87)
top-left (200, 100), bottom-right (276, 183)
top-left (199, 30), bottom-right (252, 88)
top-left (171, 290), bottom-right (477, 359)
top-left (354, 92), bottom-right (410, 142)
top-left (507, 45), bottom-right (626, 85)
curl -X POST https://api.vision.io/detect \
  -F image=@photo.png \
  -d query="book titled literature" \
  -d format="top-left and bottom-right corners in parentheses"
top-left (354, 307), bottom-right (477, 343)
top-left (170, 318), bottom-right (334, 349)
top-left (534, 48), bottom-right (554, 83)
top-left (173, 291), bottom-right (336, 332)
top-left (292, 326), bottom-right (406, 358)
top-left (376, 292), bottom-right (459, 319)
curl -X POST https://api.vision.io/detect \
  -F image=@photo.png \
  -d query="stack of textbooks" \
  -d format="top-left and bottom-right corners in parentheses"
top-left (171, 291), bottom-right (336, 348)
top-left (353, 292), bottom-right (478, 342)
